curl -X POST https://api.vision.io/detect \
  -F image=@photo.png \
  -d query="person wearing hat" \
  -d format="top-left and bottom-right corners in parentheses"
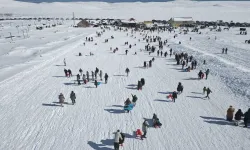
top-left (226, 106), bottom-right (235, 121)
top-left (114, 130), bottom-right (123, 150)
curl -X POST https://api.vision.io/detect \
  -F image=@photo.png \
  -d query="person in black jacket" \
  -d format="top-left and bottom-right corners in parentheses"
top-left (94, 80), bottom-right (98, 88)
top-left (172, 91), bottom-right (177, 103)
top-left (141, 78), bottom-right (145, 86)
top-left (64, 69), bottom-right (68, 77)
top-left (177, 82), bottom-right (183, 94)
top-left (234, 109), bottom-right (244, 126)
top-left (125, 68), bottom-right (130, 77)
top-left (137, 81), bottom-right (142, 90)
top-left (244, 108), bottom-right (250, 127)
top-left (104, 73), bottom-right (109, 84)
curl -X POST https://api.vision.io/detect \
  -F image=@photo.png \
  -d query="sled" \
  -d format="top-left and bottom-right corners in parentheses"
top-left (167, 94), bottom-right (173, 99)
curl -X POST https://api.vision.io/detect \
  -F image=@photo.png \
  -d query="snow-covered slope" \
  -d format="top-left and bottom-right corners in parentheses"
top-left (0, 23), bottom-right (250, 149)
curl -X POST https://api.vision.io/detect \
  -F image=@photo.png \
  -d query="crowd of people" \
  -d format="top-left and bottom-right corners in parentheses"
top-left (53, 25), bottom-right (248, 150)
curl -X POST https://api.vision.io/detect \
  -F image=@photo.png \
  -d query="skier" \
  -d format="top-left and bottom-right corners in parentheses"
top-left (63, 58), bottom-right (66, 66)
top-left (141, 119), bottom-right (149, 140)
top-left (70, 91), bottom-right (76, 105)
top-left (177, 82), bottom-right (184, 94)
top-left (104, 73), bottom-right (109, 84)
top-left (125, 68), bottom-right (130, 77)
top-left (79, 68), bottom-right (83, 75)
top-left (244, 108), bottom-right (250, 128)
top-left (225, 48), bottom-right (228, 54)
top-left (226, 106), bottom-right (235, 121)
top-left (58, 93), bottom-right (65, 107)
top-left (222, 48), bottom-right (224, 54)
top-left (234, 109), bottom-right (244, 126)
top-left (170, 48), bottom-right (172, 57)
top-left (203, 60), bottom-right (206, 65)
top-left (205, 69), bottom-right (210, 80)
top-left (157, 50), bottom-right (159, 56)
top-left (160, 51), bottom-right (163, 57)
top-left (64, 68), bottom-right (68, 77)
top-left (205, 88), bottom-right (212, 99)
top-left (125, 50), bottom-right (128, 55)
top-left (99, 70), bottom-right (103, 81)
top-left (94, 80), bottom-right (98, 88)
top-left (203, 86), bottom-right (207, 94)
top-left (172, 91), bottom-right (177, 102)
top-left (114, 130), bottom-right (123, 150)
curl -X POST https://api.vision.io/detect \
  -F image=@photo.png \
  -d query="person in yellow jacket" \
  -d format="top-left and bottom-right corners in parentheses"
top-left (226, 106), bottom-right (235, 121)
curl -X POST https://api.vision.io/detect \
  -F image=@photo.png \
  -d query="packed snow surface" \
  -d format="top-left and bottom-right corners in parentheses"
top-left (0, 18), bottom-right (250, 150)
top-left (0, 0), bottom-right (250, 150)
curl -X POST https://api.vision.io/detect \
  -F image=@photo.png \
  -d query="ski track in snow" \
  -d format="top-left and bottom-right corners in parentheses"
top-left (0, 27), bottom-right (250, 150)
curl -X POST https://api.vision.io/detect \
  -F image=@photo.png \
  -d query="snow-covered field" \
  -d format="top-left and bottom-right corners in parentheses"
top-left (1, 0), bottom-right (250, 22)
top-left (1, 0), bottom-right (250, 150)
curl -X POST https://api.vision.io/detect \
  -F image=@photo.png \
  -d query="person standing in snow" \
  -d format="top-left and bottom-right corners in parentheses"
top-left (160, 51), bottom-right (163, 57)
top-left (182, 61), bottom-right (186, 69)
top-left (68, 69), bottom-right (72, 77)
top-left (144, 61), bottom-right (147, 68)
top-left (226, 106), bottom-right (235, 121)
top-left (99, 70), bottom-right (103, 81)
top-left (205, 88), bottom-right (212, 99)
top-left (82, 74), bottom-right (87, 84)
top-left (86, 71), bottom-right (89, 82)
top-left (91, 71), bottom-right (94, 81)
top-left (131, 94), bottom-right (138, 105)
top-left (141, 119), bottom-right (150, 139)
top-left (58, 93), bottom-right (65, 107)
top-left (203, 86), bottom-right (207, 95)
top-left (177, 82), bottom-right (184, 94)
top-left (149, 60), bottom-right (152, 67)
top-left (70, 91), bottom-right (76, 105)
top-left (125, 68), bottom-right (130, 77)
top-left (205, 69), bottom-right (210, 80)
top-left (125, 49), bottom-right (128, 55)
top-left (76, 74), bottom-right (80, 81)
top-left (225, 48), bottom-right (228, 54)
top-left (104, 73), bottom-right (109, 84)
top-left (244, 108), bottom-right (250, 128)
top-left (234, 109), bottom-right (244, 126)
top-left (94, 80), bottom-right (98, 88)
top-left (63, 58), bottom-right (66, 66)
top-left (79, 68), bottom-right (83, 76)
top-left (64, 69), bottom-right (68, 77)
top-left (137, 81), bottom-right (142, 90)
top-left (114, 130), bottom-right (123, 150)
top-left (172, 91), bottom-right (177, 102)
